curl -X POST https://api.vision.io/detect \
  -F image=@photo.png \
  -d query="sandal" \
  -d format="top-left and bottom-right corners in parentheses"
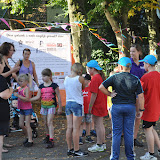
top-left (2, 148), bottom-right (8, 153)
top-left (3, 144), bottom-right (13, 148)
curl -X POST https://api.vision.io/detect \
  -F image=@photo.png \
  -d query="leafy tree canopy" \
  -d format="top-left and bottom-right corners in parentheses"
top-left (1, 0), bottom-right (42, 14)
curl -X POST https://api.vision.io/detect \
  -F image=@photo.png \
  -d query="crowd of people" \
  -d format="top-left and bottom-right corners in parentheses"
top-left (0, 42), bottom-right (160, 160)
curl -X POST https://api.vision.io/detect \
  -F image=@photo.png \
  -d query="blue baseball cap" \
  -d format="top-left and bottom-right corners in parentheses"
top-left (118, 57), bottom-right (132, 67)
top-left (87, 60), bottom-right (102, 70)
top-left (139, 55), bottom-right (157, 65)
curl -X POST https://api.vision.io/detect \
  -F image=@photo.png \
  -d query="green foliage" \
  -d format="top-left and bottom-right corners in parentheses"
top-left (91, 49), bottom-right (118, 75)
top-left (2, 0), bottom-right (41, 15)
top-left (46, 0), bottom-right (68, 9)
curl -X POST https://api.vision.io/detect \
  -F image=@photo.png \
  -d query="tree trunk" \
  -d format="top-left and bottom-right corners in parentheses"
top-left (146, 10), bottom-right (157, 55)
top-left (103, 1), bottom-right (130, 58)
top-left (146, 9), bottom-right (160, 71)
top-left (67, 0), bottom-right (91, 67)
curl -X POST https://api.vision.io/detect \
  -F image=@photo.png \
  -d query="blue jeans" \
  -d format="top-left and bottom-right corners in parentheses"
top-left (110, 104), bottom-right (136, 160)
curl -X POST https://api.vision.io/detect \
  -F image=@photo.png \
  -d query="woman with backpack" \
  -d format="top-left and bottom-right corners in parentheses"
top-left (15, 48), bottom-right (39, 91)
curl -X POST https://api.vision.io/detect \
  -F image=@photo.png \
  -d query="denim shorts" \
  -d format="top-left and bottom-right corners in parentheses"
top-left (20, 109), bottom-right (33, 116)
top-left (82, 114), bottom-right (92, 123)
top-left (65, 101), bottom-right (83, 117)
top-left (40, 107), bottom-right (56, 115)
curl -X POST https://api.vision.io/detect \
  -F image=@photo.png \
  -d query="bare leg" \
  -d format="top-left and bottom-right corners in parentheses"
top-left (79, 122), bottom-right (83, 137)
top-left (0, 136), bottom-right (3, 160)
top-left (25, 115), bottom-right (33, 142)
top-left (19, 115), bottom-right (27, 137)
top-left (86, 122), bottom-right (91, 136)
top-left (144, 126), bottom-right (154, 153)
top-left (134, 98), bottom-right (141, 139)
top-left (93, 115), bottom-right (105, 144)
top-left (152, 128), bottom-right (160, 149)
top-left (134, 117), bottom-right (141, 139)
top-left (91, 116), bottom-right (95, 130)
top-left (73, 116), bottom-right (83, 151)
top-left (43, 115), bottom-right (49, 135)
top-left (47, 114), bottom-right (54, 139)
top-left (66, 114), bottom-right (73, 150)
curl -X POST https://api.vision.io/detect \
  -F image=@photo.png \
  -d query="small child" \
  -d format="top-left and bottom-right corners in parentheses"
top-left (139, 55), bottom-right (160, 160)
top-left (79, 74), bottom-right (94, 145)
top-left (13, 74), bottom-right (33, 147)
top-left (11, 99), bottom-right (20, 131)
top-left (30, 68), bottom-right (62, 148)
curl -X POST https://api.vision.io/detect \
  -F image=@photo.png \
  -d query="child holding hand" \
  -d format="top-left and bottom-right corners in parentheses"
top-left (30, 68), bottom-right (62, 148)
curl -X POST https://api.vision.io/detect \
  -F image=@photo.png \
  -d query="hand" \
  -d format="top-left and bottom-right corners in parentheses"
top-left (13, 92), bottom-right (18, 97)
top-left (57, 108), bottom-right (62, 115)
top-left (88, 106), bottom-right (92, 114)
top-left (110, 90), bottom-right (117, 98)
top-left (136, 111), bottom-right (143, 118)
top-left (11, 66), bottom-right (20, 73)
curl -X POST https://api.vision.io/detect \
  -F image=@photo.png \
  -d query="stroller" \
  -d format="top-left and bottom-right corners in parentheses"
top-left (10, 94), bottom-right (39, 138)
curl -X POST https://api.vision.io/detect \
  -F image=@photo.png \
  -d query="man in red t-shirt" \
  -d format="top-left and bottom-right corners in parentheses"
top-left (139, 55), bottom-right (160, 160)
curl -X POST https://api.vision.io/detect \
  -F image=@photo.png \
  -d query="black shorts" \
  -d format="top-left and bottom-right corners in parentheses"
top-left (142, 120), bottom-right (156, 129)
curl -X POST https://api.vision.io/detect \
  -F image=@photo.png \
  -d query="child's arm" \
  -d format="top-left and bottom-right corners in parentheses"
top-left (136, 93), bottom-right (145, 118)
top-left (30, 89), bottom-right (41, 101)
top-left (55, 87), bottom-right (62, 114)
top-left (99, 84), bottom-right (117, 98)
top-left (14, 87), bottom-right (30, 101)
top-left (88, 92), bottom-right (97, 114)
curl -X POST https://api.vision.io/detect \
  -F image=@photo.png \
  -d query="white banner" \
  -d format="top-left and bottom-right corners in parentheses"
top-left (0, 30), bottom-right (72, 90)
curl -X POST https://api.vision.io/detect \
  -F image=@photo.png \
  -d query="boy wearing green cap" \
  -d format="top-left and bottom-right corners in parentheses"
top-left (99, 57), bottom-right (144, 160)
top-left (139, 55), bottom-right (160, 160)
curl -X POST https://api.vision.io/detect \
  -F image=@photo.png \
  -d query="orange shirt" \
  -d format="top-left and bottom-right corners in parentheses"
top-left (89, 74), bottom-right (108, 117)
top-left (141, 71), bottom-right (160, 122)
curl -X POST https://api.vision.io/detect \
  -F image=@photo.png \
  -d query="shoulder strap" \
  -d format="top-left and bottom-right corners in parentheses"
top-left (19, 60), bottom-right (23, 67)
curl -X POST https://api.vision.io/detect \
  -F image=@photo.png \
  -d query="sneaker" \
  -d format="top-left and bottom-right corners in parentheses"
top-left (134, 139), bottom-right (144, 147)
top-left (24, 142), bottom-right (33, 147)
top-left (140, 152), bottom-right (157, 160)
top-left (90, 130), bottom-right (97, 137)
top-left (103, 143), bottom-right (106, 150)
top-left (88, 144), bottom-right (104, 152)
top-left (43, 136), bottom-right (49, 144)
top-left (23, 138), bottom-right (28, 145)
top-left (82, 129), bottom-right (86, 137)
top-left (67, 148), bottom-right (74, 156)
top-left (73, 150), bottom-right (88, 157)
top-left (85, 136), bottom-right (94, 143)
top-left (79, 137), bottom-right (83, 145)
top-left (46, 140), bottom-right (54, 148)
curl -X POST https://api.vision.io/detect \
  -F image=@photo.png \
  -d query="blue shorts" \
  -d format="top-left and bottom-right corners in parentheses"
top-left (20, 109), bottom-right (33, 116)
top-left (65, 101), bottom-right (83, 117)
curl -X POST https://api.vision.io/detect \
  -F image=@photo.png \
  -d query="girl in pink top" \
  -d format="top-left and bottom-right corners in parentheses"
top-left (13, 74), bottom-right (33, 147)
